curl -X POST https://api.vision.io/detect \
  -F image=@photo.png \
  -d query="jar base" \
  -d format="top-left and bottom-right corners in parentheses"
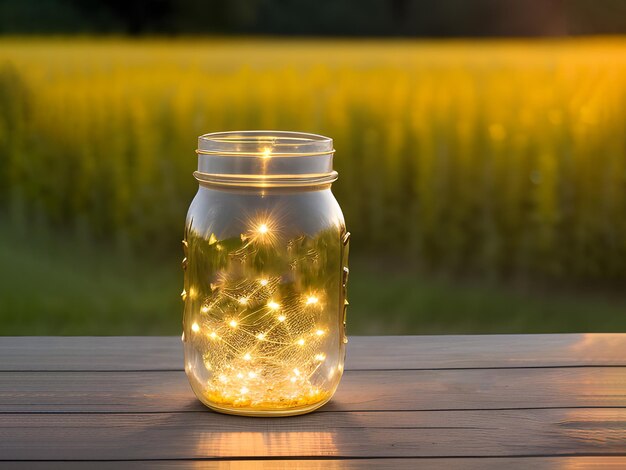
top-left (198, 394), bottom-right (333, 417)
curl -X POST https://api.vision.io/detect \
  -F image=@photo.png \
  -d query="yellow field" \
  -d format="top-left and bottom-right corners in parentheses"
top-left (1, 38), bottom-right (626, 281)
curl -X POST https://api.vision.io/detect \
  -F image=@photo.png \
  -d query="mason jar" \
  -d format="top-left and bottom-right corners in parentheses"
top-left (182, 131), bottom-right (350, 416)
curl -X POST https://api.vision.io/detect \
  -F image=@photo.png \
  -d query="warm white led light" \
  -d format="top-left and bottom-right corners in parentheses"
top-left (277, 315), bottom-right (286, 322)
top-left (191, 322), bottom-right (200, 333)
top-left (229, 320), bottom-right (238, 328)
top-left (267, 300), bottom-right (280, 310)
top-left (246, 215), bottom-right (279, 247)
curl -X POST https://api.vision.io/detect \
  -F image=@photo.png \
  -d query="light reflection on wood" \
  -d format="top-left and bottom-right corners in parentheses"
top-left (194, 430), bottom-right (339, 459)
top-left (568, 334), bottom-right (626, 362)
top-left (559, 409), bottom-right (626, 448)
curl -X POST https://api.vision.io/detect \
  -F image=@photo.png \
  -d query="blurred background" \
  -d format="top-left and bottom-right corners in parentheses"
top-left (1, 0), bottom-right (626, 335)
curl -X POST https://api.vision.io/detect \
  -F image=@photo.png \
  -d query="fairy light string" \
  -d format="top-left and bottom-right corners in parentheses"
top-left (186, 214), bottom-right (343, 409)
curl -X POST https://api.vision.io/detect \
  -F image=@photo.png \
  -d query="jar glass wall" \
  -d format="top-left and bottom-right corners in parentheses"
top-left (182, 131), bottom-right (349, 416)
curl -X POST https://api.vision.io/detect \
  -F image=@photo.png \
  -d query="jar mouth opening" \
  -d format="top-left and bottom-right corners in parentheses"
top-left (198, 130), bottom-right (334, 157)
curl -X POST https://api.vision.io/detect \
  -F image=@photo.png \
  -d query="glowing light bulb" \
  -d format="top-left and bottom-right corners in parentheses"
top-left (290, 377), bottom-right (297, 383)
top-left (297, 338), bottom-right (305, 346)
top-left (262, 147), bottom-right (272, 159)
top-left (267, 300), bottom-right (280, 310)
top-left (315, 353), bottom-right (326, 361)
top-left (238, 296), bottom-right (248, 305)
top-left (316, 329), bottom-right (325, 336)
top-left (277, 315), bottom-right (286, 322)
top-left (191, 322), bottom-right (200, 333)
top-left (247, 216), bottom-right (278, 246)
top-left (236, 372), bottom-right (244, 379)
top-left (229, 320), bottom-right (238, 328)
top-left (243, 353), bottom-right (252, 361)
top-left (306, 295), bottom-right (319, 305)
top-left (200, 306), bottom-right (210, 313)
top-left (209, 331), bottom-right (218, 339)
top-left (256, 332), bottom-right (266, 340)
top-left (259, 278), bottom-right (269, 286)
top-left (293, 368), bottom-right (301, 376)
top-left (248, 371), bottom-right (257, 379)
top-left (240, 386), bottom-right (249, 394)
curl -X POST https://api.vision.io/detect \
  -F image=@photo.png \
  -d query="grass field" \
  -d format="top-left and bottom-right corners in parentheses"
top-left (1, 37), bottom-right (626, 334)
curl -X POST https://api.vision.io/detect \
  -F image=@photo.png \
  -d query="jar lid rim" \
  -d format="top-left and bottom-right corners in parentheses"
top-left (198, 130), bottom-right (334, 156)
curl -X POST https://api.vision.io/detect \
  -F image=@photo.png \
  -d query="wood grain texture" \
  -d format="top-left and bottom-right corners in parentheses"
top-left (1, 334), bottom-right (625, 371)
top-left (1, 409), bottom-right (626, 460)
top-left (1, 335), bottom-right (625, 466)
top-left (1, 367), bottom-right (625, 413)
top-left (3, 458), bottom-right (626, 470)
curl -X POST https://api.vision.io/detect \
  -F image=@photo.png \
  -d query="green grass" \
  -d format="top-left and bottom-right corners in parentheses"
top-left (1, 226), bottom-right (625, 335)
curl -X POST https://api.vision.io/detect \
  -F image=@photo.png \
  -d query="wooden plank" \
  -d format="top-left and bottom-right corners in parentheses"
top-left (1, 409), bottom-right (625, 460)
top-left (1, 334), bottom-right (625, 371)
top-left (0, 337), bottom-right (182, 372)
top-left (1, 367), bottom-right (625, 413)
top-left (3, 458), bottom-right (626, 470)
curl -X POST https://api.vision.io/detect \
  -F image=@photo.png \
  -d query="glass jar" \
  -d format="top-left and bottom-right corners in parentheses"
top-left (182, 131), bottom-right (350, 416)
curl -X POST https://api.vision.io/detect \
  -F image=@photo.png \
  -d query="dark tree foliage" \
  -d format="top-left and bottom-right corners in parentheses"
top-left (0, 0), bottom-right (625, 36)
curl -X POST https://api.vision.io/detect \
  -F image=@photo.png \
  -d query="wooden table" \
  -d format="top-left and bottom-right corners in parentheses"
top-left (1, 335), bottom-right (625, 468)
